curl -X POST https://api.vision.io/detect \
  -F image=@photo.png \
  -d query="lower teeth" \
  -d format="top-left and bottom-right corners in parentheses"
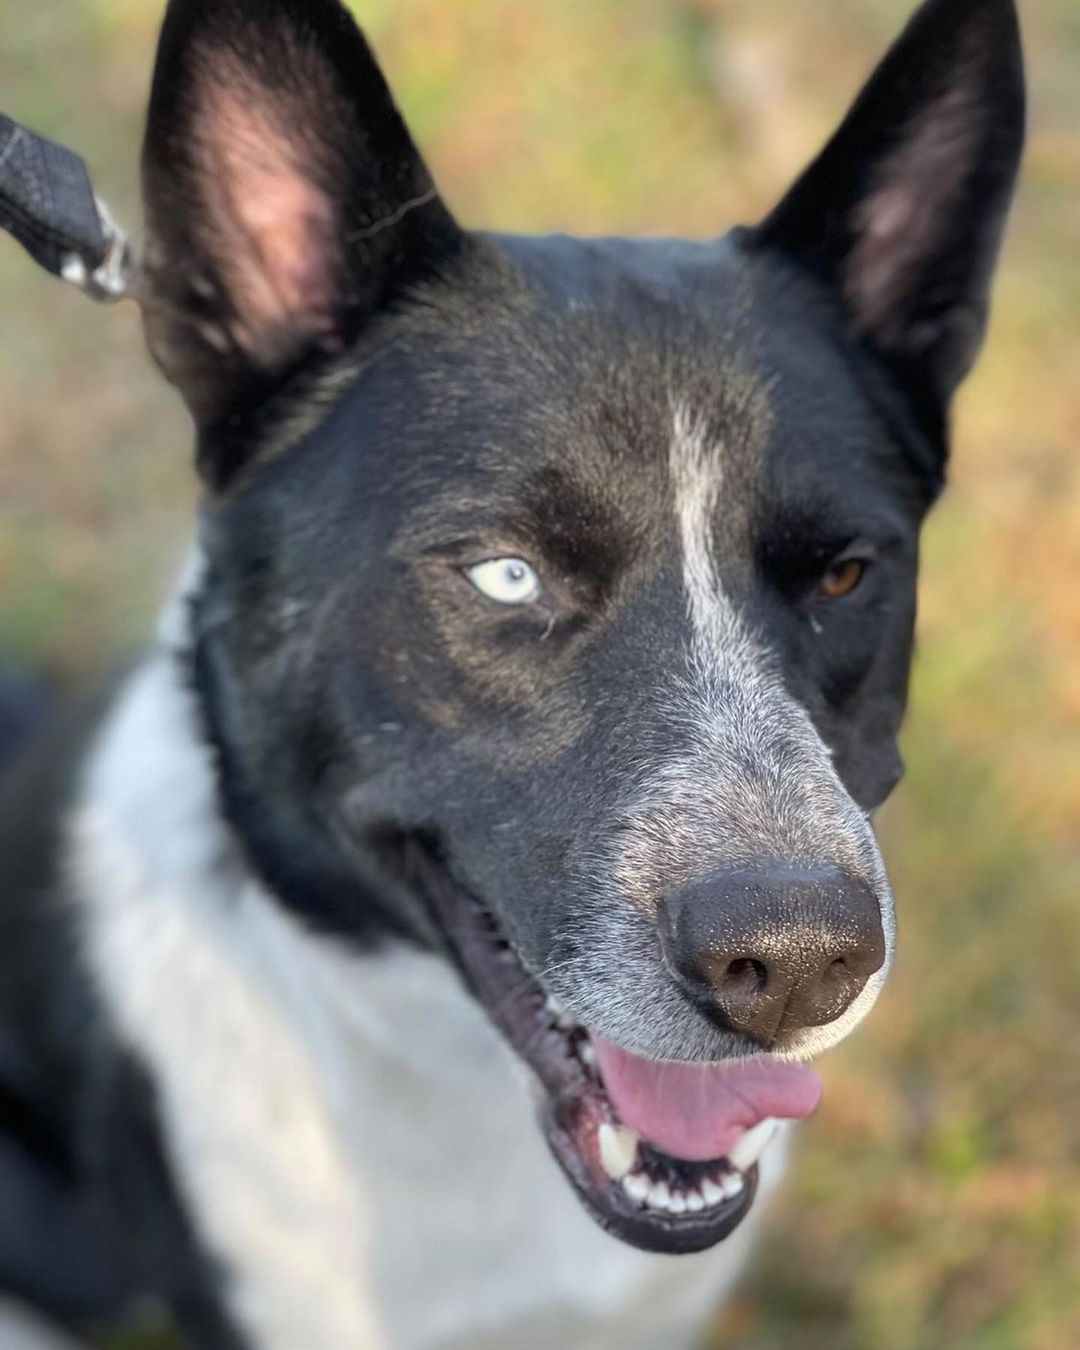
top-left (621, 1166), bottom-right (744, 1214)
top-left (623, 1173), bottom-right (651, 1203)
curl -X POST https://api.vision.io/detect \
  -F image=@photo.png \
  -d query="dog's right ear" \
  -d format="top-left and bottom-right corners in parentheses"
top-left (140, 0), bottom-right (461, 470)
top-left (747, 0), bottom-right (1025, 468)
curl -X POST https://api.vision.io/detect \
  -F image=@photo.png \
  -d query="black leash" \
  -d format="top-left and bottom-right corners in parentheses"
top-left (0, 112), bottom-right (135, 303)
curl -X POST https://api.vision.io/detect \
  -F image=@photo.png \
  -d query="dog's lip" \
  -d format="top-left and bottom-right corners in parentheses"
top-left (410, 839), bottom-right (792, 1253)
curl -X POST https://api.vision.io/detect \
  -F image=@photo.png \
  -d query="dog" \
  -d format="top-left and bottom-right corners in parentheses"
top-left (0, 0), bottom-right (1025, 1346)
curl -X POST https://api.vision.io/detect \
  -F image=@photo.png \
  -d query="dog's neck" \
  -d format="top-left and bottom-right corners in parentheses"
top-left (180, 551), bottom-right (416, 946)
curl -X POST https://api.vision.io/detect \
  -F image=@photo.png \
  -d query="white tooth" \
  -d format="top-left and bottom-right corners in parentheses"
top-left (701, 1179), bottom-right (725, 1207)
top-left (646, 1181), bottom-right (671, 1211)
top-left (545, 995), bottom-right (575, 1029)
top-left (623, 1173), bottom-right (650, 1204)
top-left (667, 1191), bottom-right (687, 1215)
top-left (579, 1041), bottom-right (596, 1067)
top-left (685, 1190), bottom-right (705, 1213)
top-left (598, 1123), bottom-right (639, 1181)
top-left (720, 1171), bottom-right (745, 1199)
top-left (728, 1117), bottom-right (780, 1173)
top-left (545, 993), bottom-right (577, 1020)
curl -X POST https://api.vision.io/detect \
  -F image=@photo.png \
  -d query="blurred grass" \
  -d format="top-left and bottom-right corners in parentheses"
top-left (1, 1), bottom-right (1077, 1347)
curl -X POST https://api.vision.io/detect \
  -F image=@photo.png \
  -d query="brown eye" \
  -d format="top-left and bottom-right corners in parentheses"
top-left (818, 558), bottom-right (866, 599)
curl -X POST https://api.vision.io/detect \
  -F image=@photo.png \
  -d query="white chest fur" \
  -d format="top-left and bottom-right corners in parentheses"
top-left (68, 648), bottom-right (782, 1350)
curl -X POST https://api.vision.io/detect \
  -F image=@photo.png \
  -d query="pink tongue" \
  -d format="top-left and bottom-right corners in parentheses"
top-left (592, 1036), bottom-right (822, 1162)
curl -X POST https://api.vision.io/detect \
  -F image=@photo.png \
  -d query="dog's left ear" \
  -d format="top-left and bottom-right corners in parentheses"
top-left (140, 0), bottom-right (462, 474)
top-left (749, 0), bottom-right (1025, 454)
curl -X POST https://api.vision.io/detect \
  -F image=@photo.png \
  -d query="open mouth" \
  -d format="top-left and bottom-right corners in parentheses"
top-left (415, 844), bottom-right (822, 1255)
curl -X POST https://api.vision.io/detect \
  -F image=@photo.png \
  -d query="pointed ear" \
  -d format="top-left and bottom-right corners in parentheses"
top-left (748, 0), bottom-right (1025, 449)
top-left (140, 0), bottom-right (461, 444)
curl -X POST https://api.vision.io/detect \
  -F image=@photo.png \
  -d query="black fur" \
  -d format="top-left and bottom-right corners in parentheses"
top-left (0, 673), bottom-right (54, 769)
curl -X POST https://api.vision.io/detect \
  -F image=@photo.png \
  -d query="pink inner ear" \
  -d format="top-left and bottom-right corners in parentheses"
top-left (197, 86), bottom-right (342, 362)
top-left (846, 79), bottom-right (976, 347)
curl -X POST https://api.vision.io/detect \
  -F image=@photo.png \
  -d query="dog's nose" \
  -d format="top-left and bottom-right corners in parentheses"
top-left (657, 864), bottom-right (886, 1046)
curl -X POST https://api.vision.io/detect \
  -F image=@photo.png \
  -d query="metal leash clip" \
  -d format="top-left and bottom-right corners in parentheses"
top-left (0, 112), bottom-right (137, 304)
top-left (58, 195), bottom-right (136, 303)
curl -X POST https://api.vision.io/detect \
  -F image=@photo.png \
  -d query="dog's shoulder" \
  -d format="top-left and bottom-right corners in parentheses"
top-left (0, 668), bottom-right (242, 1345)
top-left (0, 680), bottom-right (110, 1114)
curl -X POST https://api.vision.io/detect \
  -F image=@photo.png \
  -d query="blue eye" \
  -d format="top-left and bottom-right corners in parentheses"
top-left (466, 557), bottom-right (542, 605)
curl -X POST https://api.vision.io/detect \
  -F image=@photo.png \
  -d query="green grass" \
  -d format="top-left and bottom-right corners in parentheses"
top-left (2, 2), bottom-right (1077, 1347)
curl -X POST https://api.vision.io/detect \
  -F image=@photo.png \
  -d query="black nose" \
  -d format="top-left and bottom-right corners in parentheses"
top-left (658, 864), bottom-right (886, 1046)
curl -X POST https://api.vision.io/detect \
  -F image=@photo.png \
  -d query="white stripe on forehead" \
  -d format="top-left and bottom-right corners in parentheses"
top-left (669, 405), bottom-right (754, 663)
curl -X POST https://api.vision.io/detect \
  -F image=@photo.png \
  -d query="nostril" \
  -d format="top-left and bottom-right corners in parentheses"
top-left (719, 957), bottom-right (768, 998)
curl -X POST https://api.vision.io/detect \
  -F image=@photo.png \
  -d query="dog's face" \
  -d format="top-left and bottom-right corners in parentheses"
top-left (141, 0), bottom-right (1023, 1253)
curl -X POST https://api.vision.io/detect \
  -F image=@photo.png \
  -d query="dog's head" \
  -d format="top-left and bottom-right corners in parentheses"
top-left (139, 0), bottom-right (1024, 1253)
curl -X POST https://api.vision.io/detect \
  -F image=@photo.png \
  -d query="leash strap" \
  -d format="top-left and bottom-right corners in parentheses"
top-left (0, 113), bottom-right (134, 302)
